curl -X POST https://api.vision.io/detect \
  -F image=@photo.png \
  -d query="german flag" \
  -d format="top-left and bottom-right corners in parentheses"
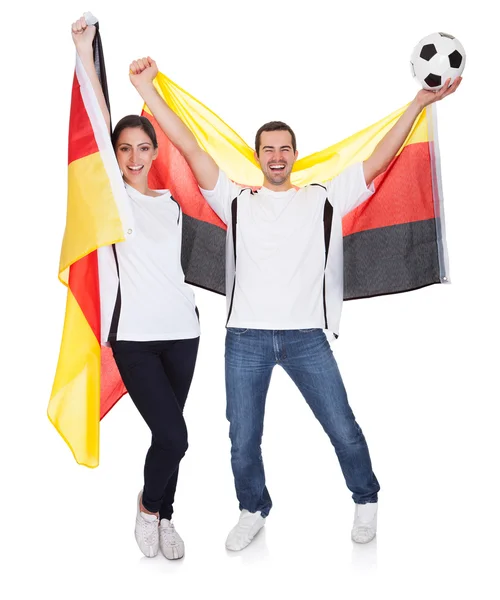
top-left (143, 74), bottom-right (449, 300)
top-left (51, 53), bottom-right (449, 468)
top-left (48, 22), bottom-right (129, 468)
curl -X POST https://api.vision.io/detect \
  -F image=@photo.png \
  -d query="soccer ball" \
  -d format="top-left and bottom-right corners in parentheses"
top-left (410, 32), bottom-right (465, 91)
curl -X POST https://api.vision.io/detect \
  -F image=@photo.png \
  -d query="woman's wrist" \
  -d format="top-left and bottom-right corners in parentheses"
top-left (75, 44), bottom-right (94, 60)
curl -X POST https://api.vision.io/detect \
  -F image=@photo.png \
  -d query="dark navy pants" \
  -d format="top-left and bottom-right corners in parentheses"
top-left (111, 338), bottom-right (199, 519)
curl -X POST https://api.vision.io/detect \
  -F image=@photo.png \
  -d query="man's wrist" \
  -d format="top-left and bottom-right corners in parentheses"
top-left (411, 96), bottom-right (426, 113)
top-left (134, 81), bottom-right (156, 95)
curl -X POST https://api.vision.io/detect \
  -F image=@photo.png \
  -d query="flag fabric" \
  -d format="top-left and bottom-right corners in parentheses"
top-left (51, 55), bottom-right (450, 468)
top-left (144, 73), bottom-right (449, 299)
top-left (48, 26), bottom-right (131, 468)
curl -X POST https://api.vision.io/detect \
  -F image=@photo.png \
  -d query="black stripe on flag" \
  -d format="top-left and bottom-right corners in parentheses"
top-left (344, 219), bottom-right (441, 300)
top-left (181, 215), bottom-right (226, 295)
top-left (181, 215), bottom-right (442, 301)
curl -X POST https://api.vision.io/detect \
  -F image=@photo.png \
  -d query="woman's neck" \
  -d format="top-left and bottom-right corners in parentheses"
top-left (124, 179), bottom-right (149, 195)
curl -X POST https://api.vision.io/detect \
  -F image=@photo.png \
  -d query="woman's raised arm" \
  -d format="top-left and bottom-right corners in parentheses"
top-left (71, 15), bottom-right (111, 134)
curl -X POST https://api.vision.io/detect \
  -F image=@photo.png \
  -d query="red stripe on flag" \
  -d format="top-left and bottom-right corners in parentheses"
top-left (68, 253), bottom-right (128, 419)
top-left (343, 142), bottom-right (434, 236)
top-left (143, 112), bottom-right (226, 229)
top-left (68, 251), bottom-right (100, 340)
top-left (100, 346), bottom-right (127, 419)
top-left (68, 72), bottom-right (99, 165)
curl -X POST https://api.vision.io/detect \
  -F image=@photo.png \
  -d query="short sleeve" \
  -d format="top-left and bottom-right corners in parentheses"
top-left (326, 162), bottom-right (375, 218)
top-left (199, 170), bottom-right (242, 225)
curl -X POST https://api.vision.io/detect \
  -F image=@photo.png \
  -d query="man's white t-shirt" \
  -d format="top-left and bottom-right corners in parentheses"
top-left (200, 163), bottom-right (374, 336)
top-left (98, 184), bottom-right (200, 342)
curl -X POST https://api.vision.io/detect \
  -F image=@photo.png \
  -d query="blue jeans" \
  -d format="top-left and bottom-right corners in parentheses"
top-left (225, 328), bottom-right (380, 517)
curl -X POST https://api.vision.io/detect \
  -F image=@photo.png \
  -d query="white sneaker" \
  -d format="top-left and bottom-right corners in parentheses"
top-left (351, 502), bottom-right (378, 544)
top-left (225, 509), bottom-right (266, 551)
top-left (159, 519), bottom-right (185, 560)
top-left (135, 492), bottom-right (159, 557)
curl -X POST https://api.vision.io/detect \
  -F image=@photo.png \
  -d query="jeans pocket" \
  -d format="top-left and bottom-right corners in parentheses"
top-left (227, 327), bottom-right (249, 335)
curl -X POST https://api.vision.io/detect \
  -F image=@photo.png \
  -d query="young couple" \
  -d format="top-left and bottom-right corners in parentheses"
top-left (71, 16), bottom-right (460, 560)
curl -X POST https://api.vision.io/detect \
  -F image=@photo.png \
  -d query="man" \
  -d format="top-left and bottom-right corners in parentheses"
top-left (130, 56), bottom-right (461, 550)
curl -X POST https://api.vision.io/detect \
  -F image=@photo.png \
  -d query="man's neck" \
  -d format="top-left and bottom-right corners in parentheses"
top-left (262, 180), bottom-right (294, 192)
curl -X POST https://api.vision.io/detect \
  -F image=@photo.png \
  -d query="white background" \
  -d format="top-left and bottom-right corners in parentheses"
top-left (2, 1), bottom-right (498, 599)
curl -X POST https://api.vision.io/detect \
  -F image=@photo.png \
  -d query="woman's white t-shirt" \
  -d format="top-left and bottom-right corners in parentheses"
top-left (98, 183), bottom-right (200, 342)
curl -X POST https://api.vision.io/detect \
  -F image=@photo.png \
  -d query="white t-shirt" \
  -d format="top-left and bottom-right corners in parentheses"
top-left (98, 184), bottom-right (200, 342)
top-left (200, 163), bottom-right (374, 336)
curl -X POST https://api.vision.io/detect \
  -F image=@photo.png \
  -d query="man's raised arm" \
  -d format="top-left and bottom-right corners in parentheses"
top-left (130, 57), bottom-right (219, 191)
top-left (363, 76), bottom-right (462, 186)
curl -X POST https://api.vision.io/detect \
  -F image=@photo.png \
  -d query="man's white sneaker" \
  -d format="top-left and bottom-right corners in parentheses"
top-left (225, 509), bottom-right (266, 551)
top-left (135, 492), bottom-right (159, 557)
top-left (159, 519), bottom-right (185, 560)
top-left (351, 502), bottom-right (378, 544)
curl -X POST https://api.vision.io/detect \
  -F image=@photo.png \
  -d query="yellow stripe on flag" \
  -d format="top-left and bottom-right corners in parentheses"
top-left (60, 152), bottom-right (124, 284)
top-left (293, 106), bottom-right (430, 186)
top-left (145, 74), bottom-right (263, 186)
top-left (49, 287), bottom-right (101, 467)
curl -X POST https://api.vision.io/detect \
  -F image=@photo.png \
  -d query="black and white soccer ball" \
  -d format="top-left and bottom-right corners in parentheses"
top-left (410, 32), bottom-right (465, 91)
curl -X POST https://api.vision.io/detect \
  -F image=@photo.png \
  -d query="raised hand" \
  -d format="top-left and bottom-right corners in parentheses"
top-left (70, 15), bottom-right (109, 132)
top-left (71, 16), bottom-right (96, 53)
top-left (416, 76), bottom-right (462, 109)
top-left (129, 57), bottom-right (159, 90)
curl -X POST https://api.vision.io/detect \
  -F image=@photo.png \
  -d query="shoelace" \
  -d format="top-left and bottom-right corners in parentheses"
top-left (141, 519), bottom-right (159, 546)
top-left (160, 523), bottom-right (180, 546)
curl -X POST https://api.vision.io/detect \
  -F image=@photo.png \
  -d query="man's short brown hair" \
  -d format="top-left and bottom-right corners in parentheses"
top-left (255, 121), bottom-right (297, 154)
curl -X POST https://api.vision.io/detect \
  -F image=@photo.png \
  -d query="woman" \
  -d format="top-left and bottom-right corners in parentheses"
top-left (71, 16), bottom-right (199, 560)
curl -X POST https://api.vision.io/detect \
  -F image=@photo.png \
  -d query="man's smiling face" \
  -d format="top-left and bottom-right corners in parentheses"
top-left (255, 129), bottom-right (298, 190)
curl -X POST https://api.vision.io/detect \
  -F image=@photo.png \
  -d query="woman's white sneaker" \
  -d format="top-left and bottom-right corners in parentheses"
top-left (351, 502), bottom-right (378, 544)
top-left (135, 492), bottom-right (159, 557)
top-left (159, 519), bottom-right (185, 559)
top-left (225, 509), bottom-right (266, 551)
